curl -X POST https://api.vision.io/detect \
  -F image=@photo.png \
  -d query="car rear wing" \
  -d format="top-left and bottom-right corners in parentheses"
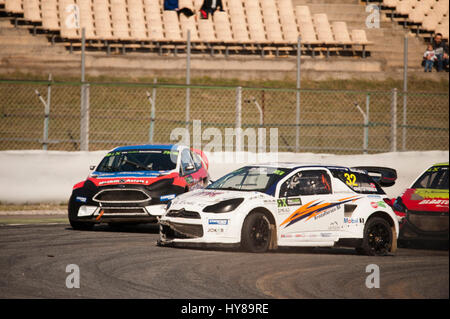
top-left (351, 166), bottom-right (397, 187)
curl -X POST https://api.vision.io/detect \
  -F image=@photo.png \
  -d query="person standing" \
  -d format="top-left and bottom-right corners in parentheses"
top-left (423, 44), bottom-right (436, 72)
top-left (200, 0), bottom-right (224, 19)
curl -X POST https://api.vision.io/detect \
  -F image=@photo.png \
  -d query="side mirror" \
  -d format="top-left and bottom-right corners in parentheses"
top-left (185, 164), bottom-right (195, 171)
top-left (89, 165), bottom-right (96, 171)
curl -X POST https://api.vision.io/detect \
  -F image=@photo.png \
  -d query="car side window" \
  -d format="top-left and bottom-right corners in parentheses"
top-left (413, 167), bottom-right (449, 190)
top-left (279, 170), bottom-right (332, 197)
top-left (180, 149), bottom-right (196, 175)
top-left (191, 151), bottom-right (203, 170)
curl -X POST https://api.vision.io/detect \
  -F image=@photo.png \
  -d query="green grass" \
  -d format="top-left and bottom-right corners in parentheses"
top-left (0, 203), bottom-right (67, 211)
top-left (1, 72), bottom-right (448, 92)
top-left (0, 217), bottom-right (68, 225)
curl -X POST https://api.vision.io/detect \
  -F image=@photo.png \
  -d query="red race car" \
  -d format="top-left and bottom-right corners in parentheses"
top-left (68, 144), bottom-right (209, 230)
top-left (390, 162), bottom-right (449, 246)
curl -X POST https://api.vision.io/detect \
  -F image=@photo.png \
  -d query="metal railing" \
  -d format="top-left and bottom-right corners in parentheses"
top-left (0, 79), bottom-right (448, 154)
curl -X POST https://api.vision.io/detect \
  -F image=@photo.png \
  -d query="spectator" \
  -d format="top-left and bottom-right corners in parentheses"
top-left (164, 0), bottom-right (194, 18)
top-left (432, 33), bottom-right (449, 72)
top-left (200, 0), bottom-right (224, 19)
top-left (164, 0), bottom-right (178, 11)
top-left (423, 44), bottom-right (436, 72)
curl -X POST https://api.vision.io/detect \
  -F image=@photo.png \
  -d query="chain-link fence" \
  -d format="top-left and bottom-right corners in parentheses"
top-left (0, 79), bottom-right (448, 154)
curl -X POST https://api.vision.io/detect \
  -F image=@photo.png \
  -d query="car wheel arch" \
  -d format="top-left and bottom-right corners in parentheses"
top-left (365, 211), bottom-right (397, 253)
top-left (366, 211), bottom-right (395, 228)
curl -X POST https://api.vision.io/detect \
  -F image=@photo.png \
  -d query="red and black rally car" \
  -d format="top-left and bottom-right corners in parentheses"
top-left (68, 144), bottom-right (209, 230)
top-left (391, 162), bottom-right (449, 245)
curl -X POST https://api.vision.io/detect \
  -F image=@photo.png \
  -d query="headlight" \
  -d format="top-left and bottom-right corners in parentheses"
top-left (203, 198), bottom-right (244, 213)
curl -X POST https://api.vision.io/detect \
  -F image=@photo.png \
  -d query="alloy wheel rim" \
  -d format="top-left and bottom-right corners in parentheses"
top-left (251, 217), bottom-right (269, 248)
top-left (368, 223), bottom-right (390, 254)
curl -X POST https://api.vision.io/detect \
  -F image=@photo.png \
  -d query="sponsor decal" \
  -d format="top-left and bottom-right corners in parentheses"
top-left (418, 199), bottom-right (449, 206)
top-left (287, 197), bottom-right (302, 206)
top-left (197, 190), bottom-right (225, 197)
top-left (277, 197), bottom-right (302, 207)
top-left (413, 189), bottom-right (449, 200)
top-left (371, 200), bottom-right (387, 209)
top-left (98, 178), bottom-right (148, 185)
top-left (321, 233), bottom-right (333, 238)
top-left (207, 227), bottom-right (225, 233)
top-left (277, 199), bottom-right (287, 207)
top-left (354, 186), bottom-right (380, 192)
top-left (208, 219), bottom-right (228, 225)
top-left (329, 221), bottom-right (340, 231)
top-left (313, 205), bottom-right (340, 220)
top-left (280, 196), bottom-right (362, 228)
top-left (160, 194), bottom-right (176, 201)
top-left (75, 196), bottom-right (87, 203)
top-left (344, 217), bottom-right (365, 224)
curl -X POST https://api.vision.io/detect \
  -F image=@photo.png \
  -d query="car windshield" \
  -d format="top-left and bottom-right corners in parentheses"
top-left (207, 166), bottom-right (291, 193)
top-left (96, 149), bottom-right (178, 172)
top-left (412, 165), bottom-right (449, 190)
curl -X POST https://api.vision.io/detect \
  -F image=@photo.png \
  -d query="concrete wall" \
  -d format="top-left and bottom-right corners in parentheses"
top-left (0, 150), bottom-right (447, 204)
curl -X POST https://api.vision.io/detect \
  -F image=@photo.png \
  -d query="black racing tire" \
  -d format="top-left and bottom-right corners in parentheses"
top-left (240, 212), bottom-right (271, 253)
top-left (68, 196), bottom-right (94, 231)
top-left (357, 217), bottom-right (393, 256)
top-left (69, 219), bottom-right (94, 231)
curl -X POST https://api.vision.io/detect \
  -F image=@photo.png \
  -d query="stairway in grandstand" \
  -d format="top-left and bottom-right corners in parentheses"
top-left (0, 0), bottom-right (448, 79)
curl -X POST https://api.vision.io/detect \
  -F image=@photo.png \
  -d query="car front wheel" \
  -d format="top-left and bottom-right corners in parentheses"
top-left (240, 212), bottom-right (271, 253)
top-left (68, 196), bottom-right (94, 231)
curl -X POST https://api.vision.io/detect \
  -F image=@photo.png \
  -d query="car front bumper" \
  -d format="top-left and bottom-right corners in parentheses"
top-left (158, 213), bottom-right (241, 245)
top-left (399, 211), bottom-right (449, 242)
top-left (74, 204), bottom-right (167, 223)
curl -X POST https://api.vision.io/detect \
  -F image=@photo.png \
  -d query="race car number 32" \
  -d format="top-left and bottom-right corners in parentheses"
top-left (344, 173), bottom-right (359, 187)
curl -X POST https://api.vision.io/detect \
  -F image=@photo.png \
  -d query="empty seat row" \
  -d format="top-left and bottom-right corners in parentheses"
top-left (382, 0), bottom-right (449, 38)
top-left (1, 0), bottom-right (371, 49)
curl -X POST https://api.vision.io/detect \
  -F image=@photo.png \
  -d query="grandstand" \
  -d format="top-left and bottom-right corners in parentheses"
top-left (0, 0), bottom-right (448, 80)
top-left (380, 0), bottom-right (449, 40)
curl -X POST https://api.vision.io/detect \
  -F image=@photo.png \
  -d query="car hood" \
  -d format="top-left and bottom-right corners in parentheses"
top-left (401, 188), bottom-right (449, 213)
top-left (172, 188), bottom-right (271, 209)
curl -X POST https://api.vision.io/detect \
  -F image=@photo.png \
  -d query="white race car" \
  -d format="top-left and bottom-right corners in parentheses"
top-left (158, 163), bottom-right (399, 256)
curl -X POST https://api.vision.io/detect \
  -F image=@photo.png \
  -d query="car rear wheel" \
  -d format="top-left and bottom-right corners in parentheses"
top-left (241, 212), bottom-right (271, 253)
top-left (357, 217), bottom-right (393, 256)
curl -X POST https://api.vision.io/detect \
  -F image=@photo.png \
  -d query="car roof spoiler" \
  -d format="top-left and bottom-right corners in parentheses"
top-left (351, 166), bottom-right (397, 187)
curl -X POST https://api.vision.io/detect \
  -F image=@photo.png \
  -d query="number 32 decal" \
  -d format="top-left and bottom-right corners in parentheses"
top-left (344, 173), bottom-right (359, 187)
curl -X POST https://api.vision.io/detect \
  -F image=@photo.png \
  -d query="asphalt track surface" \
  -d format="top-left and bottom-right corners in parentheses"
top-left (0, 222), bottom-right (448, 299)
